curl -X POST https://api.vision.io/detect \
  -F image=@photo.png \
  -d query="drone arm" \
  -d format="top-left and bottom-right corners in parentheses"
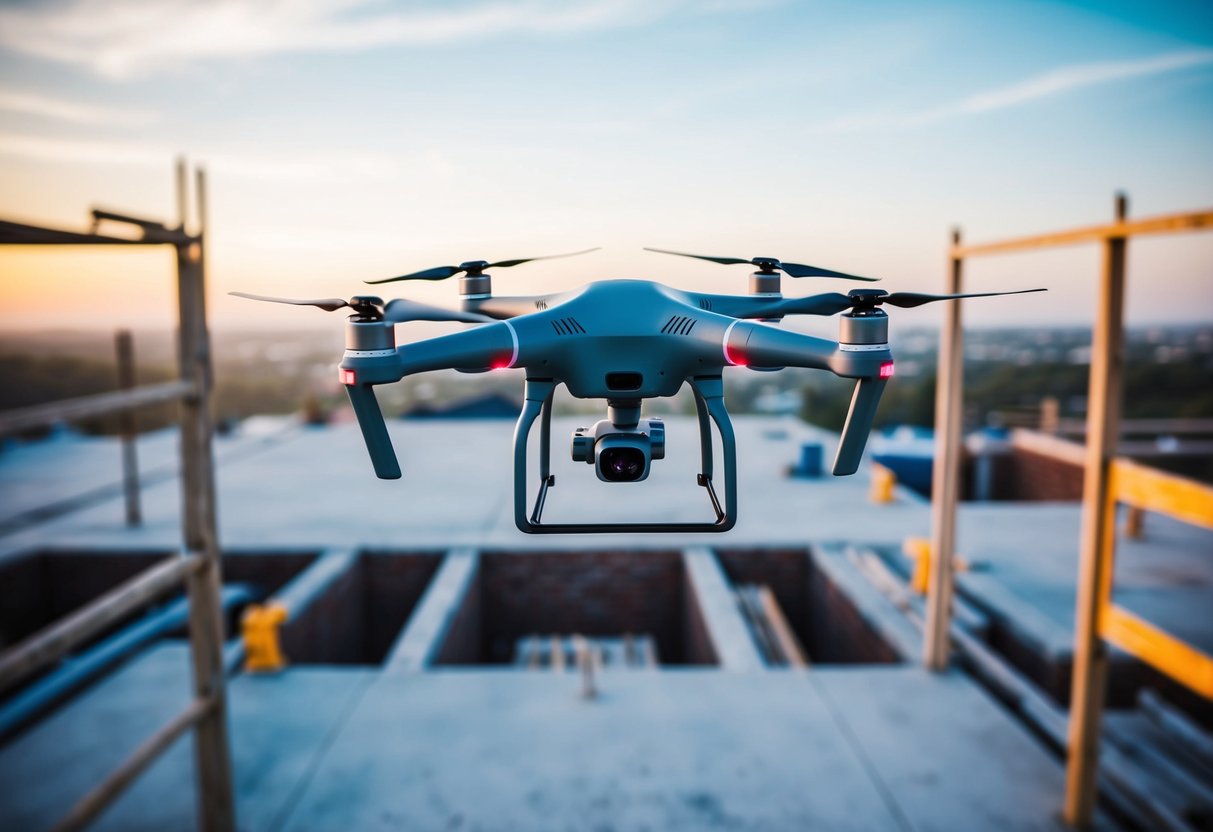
top-left (339, 322), bottom-right (517, 479)
top-left (723, 321), bottom-right (837, 371)
top-left (463, 294), bottom-right (565, 320)
top-left (724, 321), bottom-right (892, 475)
top-left (396, 322), bottom-right (518, 375)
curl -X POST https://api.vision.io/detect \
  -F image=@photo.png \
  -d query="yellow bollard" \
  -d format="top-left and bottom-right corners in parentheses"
top-left (903, 537), bottom-right (969, 595)
top-left (242, 603), bottom-right (288, 673)
top-left (870, 463), bottom-right (896, 504)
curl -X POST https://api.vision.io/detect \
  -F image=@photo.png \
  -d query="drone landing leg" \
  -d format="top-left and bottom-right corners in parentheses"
top-left (693, 387), bottom-right (714, 480)
top-left (514, 379), bottom-right (557, 530)
top-left (690, 376), bottom-right (737, 525)
top-left (530, 387), bottom-right (557, 525)
top-left (513, 377), bottom-right (737, 534)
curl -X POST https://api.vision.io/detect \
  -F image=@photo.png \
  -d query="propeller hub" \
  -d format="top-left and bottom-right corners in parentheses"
top-left (347, 295), bottom-right (384, 322)
top-left (846, 288), bottom-right (889, 308)
top-left (751, 257), bottom-right (781, 274)
top-left (459, 260), bottom-right (491, 275)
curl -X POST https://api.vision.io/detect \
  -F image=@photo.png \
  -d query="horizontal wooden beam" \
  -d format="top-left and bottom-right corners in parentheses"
top-left (1100, 604), bottom-right (1213, 700)
top-left (951, 208), bottom-right (1213, 259)
top-left (0, 218), bottom-right (192, 247)
top-left (0, 553), bottom-right (200, 695)
top-left (0, 380), bottom-right (195, 435)
top-left (52, 696), bottom-right (214, 832)
top-left (1111, 458), bottom-right (1213, 530)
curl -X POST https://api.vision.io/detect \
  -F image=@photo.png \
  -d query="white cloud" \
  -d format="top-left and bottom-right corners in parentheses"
top-left (0, 0), bottom-right (756, 79)
top-left (0, 88), bottom-right (154, 125)
top-left (821, 49), bottom-right (1213, 132)
top-left (0, 131), bottom-right (398, 183)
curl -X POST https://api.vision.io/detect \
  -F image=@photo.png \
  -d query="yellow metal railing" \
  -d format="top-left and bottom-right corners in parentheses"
top-left (1096, 459), bottom-right (1213, 700)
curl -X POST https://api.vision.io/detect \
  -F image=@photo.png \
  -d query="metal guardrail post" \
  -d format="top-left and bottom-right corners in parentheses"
top-left (924, 227), bottom-right (964, 670)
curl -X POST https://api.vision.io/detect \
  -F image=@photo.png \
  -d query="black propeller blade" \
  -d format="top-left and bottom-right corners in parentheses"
top-left (382, 298), bottom-right (492, 325)
top-left (751, 287), bottom-right (1046, 318)
top-left (228, 291), bottom-right (492, 324)
top-left (367, 247), bottom-right (601, 285)
top-left (878, 288), bottom-right (1047, 308)
top-left (228, 291), bottom-right (354, 312)
top-left (643, 247), bottom-right (880, 282)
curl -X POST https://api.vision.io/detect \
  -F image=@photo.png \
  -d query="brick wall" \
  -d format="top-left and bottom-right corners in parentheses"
top-left (472, 550), bottom-right (707, 664)
top-left (715, 548), bottom-right (810, 652)
top-left (279, 551), bottom-right (441, 665)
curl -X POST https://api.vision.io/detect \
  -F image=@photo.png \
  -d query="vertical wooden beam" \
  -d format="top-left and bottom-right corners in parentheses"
top-left (175, 163), bottom-right (236, 832)
top-left (925, 227), bottom-right (965, 669)
top-left (1065, 193), bottom-right (1129, 827)
top-left (115, 330), bottom-right (141, 527)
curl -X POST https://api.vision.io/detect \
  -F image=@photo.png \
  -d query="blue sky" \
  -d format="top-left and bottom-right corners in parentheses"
top-left (0, 0), bottom-right (1210, 332)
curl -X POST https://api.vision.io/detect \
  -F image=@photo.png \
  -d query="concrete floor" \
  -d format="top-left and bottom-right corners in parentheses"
top-left (2, 415), bottom-right (1207, 830)
top-left (2, 415), bottom-right (1208, 660)
top-left (0, 644), bottom-right (1084, 832)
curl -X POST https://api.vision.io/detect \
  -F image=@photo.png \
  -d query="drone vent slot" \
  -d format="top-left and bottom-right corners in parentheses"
top-left (661, 316), bottom-right (697, 336)
top-left (551, 317), bottom-right (586, 336)
top-left (535, 299), bottom-right (548, 310)
top-left (699, 298), bottom-right (712, 311)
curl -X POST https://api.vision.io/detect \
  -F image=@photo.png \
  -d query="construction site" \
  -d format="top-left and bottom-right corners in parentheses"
top-left (0, 159), bottom-right (1210, 832)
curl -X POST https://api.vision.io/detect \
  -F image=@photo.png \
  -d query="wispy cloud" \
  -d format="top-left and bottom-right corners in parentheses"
top-left (0, 88), bottom-right (154, 125)
top-left (0, 0), bottom-right (759, 79)
top-left (821, 49), bottom-right (1213, 132)
top-left (0, 131), bottom-right (397, 183)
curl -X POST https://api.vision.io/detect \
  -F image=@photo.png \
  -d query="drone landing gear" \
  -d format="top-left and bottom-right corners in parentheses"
top-left (514, 377), bottom-right (737, 534)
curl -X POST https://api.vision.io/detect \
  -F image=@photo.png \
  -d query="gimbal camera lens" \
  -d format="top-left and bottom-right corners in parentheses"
top-left (599, 446), bottom-right (647, 482)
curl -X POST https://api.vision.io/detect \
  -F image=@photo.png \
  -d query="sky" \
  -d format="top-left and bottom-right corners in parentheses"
top-left (0, 0), bottom-right (1210, 335)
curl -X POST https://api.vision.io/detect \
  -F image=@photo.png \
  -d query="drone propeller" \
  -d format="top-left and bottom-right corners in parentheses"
top-left (366, 247), bottom-right (601, 285)
top-left (228, 291), bottom-right (491, 324)
top-left (756, 286), bottom-right (1047, 318)
top-left (643, 247), bottom-right (880, 282)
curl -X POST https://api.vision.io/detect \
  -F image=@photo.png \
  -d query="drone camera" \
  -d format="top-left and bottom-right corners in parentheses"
top-left (571, 418), bottom-right (665, 483)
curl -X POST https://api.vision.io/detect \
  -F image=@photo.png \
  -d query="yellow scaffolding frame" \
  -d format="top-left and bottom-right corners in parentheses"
top-left (1097, 460), bottom-right (1213, 700)
top-left (927, 195), bottom-right (1213, 827)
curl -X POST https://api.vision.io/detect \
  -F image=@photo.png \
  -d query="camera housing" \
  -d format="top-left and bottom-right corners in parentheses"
top-left (571, 417), bottom-right (665, 483)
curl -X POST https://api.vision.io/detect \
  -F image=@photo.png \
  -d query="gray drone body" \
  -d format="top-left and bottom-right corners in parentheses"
top-left (233, 248), bottom-right (1042, 534)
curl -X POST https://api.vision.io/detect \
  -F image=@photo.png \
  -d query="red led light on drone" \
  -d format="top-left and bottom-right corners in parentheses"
top-left (339, 368), bottom-right (356, 386)
top-left (724, 345), bottom-right (747, 367)
top-left (879, 361), bottom-right (895, 379)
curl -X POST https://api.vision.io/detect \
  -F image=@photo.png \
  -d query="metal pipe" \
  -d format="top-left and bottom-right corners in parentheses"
top-left (0, 585), bottom-right (252, 740)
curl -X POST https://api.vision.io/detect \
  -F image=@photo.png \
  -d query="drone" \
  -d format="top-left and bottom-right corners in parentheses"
top-left (232, 247), bottom-right (1042, 534)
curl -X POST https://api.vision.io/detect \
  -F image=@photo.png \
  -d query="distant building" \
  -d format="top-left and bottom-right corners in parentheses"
top-left (403, 392), bottom-right (521, 420)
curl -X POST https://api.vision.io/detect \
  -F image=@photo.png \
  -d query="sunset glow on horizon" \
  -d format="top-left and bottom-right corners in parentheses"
top-left (1, 0), bottom-right (1210, 333)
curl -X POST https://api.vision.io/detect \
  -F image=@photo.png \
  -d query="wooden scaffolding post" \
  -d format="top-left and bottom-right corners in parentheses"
top-left (925, 227), bottom-right (964, 669)
top-left (175, 159), bottom-right (236, 832)
top-left (1064, 193), bottom-right (1129, 827)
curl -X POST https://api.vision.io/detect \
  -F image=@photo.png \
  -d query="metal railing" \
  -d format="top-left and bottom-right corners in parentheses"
top-left (926, 194), bottom-right (1213, 827)
top-left (0, 159), bottom-right (235, 832)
